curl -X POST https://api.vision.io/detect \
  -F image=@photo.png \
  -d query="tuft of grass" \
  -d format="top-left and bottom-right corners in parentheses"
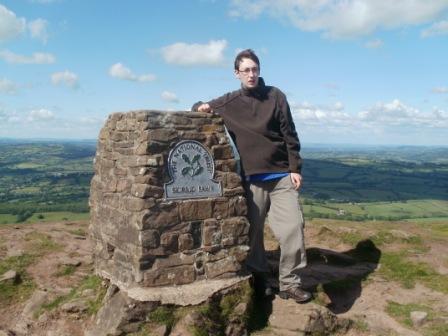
top-left (339, 231), bottom-right (364, 246)
top-left (371, 230), bottom-right (397, 246)
top-left (68, 228), bottom-right (87, 237)
top-left (36, 274), bottom-right (106, 317)
top-left (0, 253), bottom-right (37, 304)
top-left (351, 316), bottom-right (369, 332)
top-left (386, 301), bottom-right (432, 327)
top-left (379, 252), bottom-right (448, 293)
top-left (24, 232), bottom-right (62, 254)
top-left (426, 322), bottom-right (448, 336)
top-left (55, 264), bottom-right (77, 277)
top-left (148, 306), bottom-right (177, 330)
top-left (220, 281), bottom-right (252, 323)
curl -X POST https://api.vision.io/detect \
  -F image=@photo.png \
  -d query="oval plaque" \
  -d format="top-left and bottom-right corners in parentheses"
top-left (164, 140), bottom-right (222, 200)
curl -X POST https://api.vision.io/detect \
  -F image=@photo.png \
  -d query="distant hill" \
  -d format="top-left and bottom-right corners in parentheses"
top-left (0, 140), bottom-right (447, 223)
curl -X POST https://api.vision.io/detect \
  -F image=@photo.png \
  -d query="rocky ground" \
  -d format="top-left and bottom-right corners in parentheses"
top-left (1, 218), bottom-right (447, 335)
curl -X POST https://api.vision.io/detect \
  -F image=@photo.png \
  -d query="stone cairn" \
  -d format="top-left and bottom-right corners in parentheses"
top-left (89, 110), bottom-right (250, 292)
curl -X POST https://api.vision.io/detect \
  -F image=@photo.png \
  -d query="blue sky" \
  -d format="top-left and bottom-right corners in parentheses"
top-left (0, 0), bottom-right (447, 145)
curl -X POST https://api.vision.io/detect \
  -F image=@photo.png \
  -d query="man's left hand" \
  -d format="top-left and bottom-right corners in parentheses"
top-left (290, 173), bottom-right (302, 190)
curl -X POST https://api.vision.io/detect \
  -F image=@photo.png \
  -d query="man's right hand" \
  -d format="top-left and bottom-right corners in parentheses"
top-left (197, 103), bottom-right (212, 113)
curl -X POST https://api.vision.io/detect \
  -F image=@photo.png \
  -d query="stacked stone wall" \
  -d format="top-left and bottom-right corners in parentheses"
top-left (89, 110), bottom-right (249, 289)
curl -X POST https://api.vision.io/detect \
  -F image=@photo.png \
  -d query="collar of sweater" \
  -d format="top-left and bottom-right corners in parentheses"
top-left (240, 77), bottom-right (267, 98)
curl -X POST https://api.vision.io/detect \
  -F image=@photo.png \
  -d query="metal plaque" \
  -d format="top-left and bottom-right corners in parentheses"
top-left (164, 140), bottom-right (222, 200)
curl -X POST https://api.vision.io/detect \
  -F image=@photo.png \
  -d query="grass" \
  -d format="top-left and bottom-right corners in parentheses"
top-left (0, 214), bottom-right (19, 224)
top-left (379, 252), bottom-right (448, 293)
top-left (55, 265), bottom-right (77, 277)
top-left (148, 306), bottom-right (177, 330)
top-left (0, 253), bottom-right (37, 305)
top-left (303, 200), bottom-right (448, 221)
top-left (386, 301), bottom-right (448, 336)
top-left (24, 231), bottom-right (62, 253)
top-left (36, 274), bottom-right (107, 316)
top-left (314, 219), bottom-right (448, 294)
top-left (143, 281), bottom-right (253, 336)
top-left (386, 301), bottom-right (432, 327)
top-left (67, 228), bottom-right (87, 237)
top-left (0, 232), bottom-right (65, 305)
top-left (0, 212), bottom-right (90, 225)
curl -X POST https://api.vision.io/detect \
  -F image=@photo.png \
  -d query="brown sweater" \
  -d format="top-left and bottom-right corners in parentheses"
top-left (194, 78), bottom-right (302, 176)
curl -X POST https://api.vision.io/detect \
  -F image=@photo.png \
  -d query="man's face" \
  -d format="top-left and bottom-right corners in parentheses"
top-left (235, 58), bottom-right (259, 89)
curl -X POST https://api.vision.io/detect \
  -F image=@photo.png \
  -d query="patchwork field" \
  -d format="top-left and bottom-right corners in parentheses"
top-left (0, 140), bottom-right (447, 224)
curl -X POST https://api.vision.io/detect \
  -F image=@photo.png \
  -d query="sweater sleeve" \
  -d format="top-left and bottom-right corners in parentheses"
top-left (277, 91), bottom-right (303, 174)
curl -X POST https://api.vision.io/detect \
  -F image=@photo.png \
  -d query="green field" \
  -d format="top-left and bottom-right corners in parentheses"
top-left (302, 199), bottom-right (448, 221)
top-left (0, 140), bottom-right (447, 224)
top-left (0, 212), bottom-right (90, 225)
top-left (0, 141), bottom-right (94, 217)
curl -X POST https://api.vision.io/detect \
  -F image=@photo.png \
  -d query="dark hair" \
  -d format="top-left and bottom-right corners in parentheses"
top-left (234, 49), bottom-right (260, 71)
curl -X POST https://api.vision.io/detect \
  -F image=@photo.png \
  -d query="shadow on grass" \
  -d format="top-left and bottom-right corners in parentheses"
top-left (246, 284), bottom-right (273, 334)
top-left (266, 239), bottom-right (381, 314)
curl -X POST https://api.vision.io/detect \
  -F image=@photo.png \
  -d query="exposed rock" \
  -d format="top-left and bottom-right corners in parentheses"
top-left (60, 257), bottom-right (82, 267)
top-left (390, 229), bottom-right (415, 240)
top-left (6, 249), bottom-right (23, 258)
top-left (14, 290), bottom-right (48, 334)
top-left (170, 311), bottom-right (203, 336)
top-left (0, 270), bottom-right (19, 283)
top-left (268, 299), bottom-right (351, 335)
top-left (85, 286), bottom-right (158, 336)
top-left (410, 311), bottom-right (428, 327)
top-left (151, 324), bottom-right (168, 336)
top-left (61, 299), bottom-right (89, 313)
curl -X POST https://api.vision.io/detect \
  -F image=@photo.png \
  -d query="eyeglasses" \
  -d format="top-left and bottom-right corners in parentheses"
top-left (238, 67), bottom-right (259, 76)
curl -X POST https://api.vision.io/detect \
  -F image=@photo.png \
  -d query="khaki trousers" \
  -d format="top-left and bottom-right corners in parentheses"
top-left (244, 175), bottom-right (307, 291)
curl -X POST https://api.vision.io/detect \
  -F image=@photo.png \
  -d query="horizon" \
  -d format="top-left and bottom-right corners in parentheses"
top-left (1, 136), bottom-right (448, 149)
top-left (0, 1), bottom-right (447, 145)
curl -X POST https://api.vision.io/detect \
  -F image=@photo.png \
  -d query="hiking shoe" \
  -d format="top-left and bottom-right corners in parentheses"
top-left (252, 272), bottom-right (273, 298)
top-left (279, 287), bottom-right (312, 303)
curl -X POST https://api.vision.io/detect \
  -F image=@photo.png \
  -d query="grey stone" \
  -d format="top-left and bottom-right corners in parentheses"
top-left (61, 299), bottom-right (89, 313)
top-left (140, 230), bottom-right (160, 248)
top-left (178, 233), bottom-right (195, 251)
top-left (0, 270), bottom-right (19, 283)
top-left (143, 265), bottom-right (195, 286)
top-left (60, 257), bottom-right (81, 267)
top-left (90, 110), bottom-right (248, 292)
top-left (410, 311), bottom-right (428, 327)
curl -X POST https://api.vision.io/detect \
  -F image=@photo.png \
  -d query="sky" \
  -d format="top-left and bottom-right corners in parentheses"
top-left (0, 0), bottom-right (447, 145)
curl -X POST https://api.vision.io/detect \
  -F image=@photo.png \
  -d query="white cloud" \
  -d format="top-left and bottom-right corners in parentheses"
top-left (51, 70), bottom-right (79, 89)
top-left (27, 108), bottom-right (55, 122)
top-left (291, 99), bottom-right (447, 131)
top-left (28, 19), bottom-right (49, 43)
top-left (161, 91), bottom-right (179, 103)
top-left (0, 5), bottom-right (50, 43)
top-left (30, 0), bottom-right (60, 3)
top-left (0, 4), bottom-right (26, 42)
top-left (291, 101), bottom-right (353, 128)
top-left (0, 78), bottom-right (18, 94)
top-left (161, 40), bottom-right (227, 66)
top-left (79, 116), bottom-right (105, 125)
top-left (358, 99), bottom-right (447, 128)
top-left (0, 49), bottom-right (55, 64)
top-left (229, 0), bottom-right (448, 39)
top-left (421, 20), bottom-right (448, 37)
top-left (364, 38), bottom-right (383, 48)
top-left (432, 87), bottom-right (448, 94)
top-left (358, 99), bottom-right (419, 124)
top-left (109, 63), bottom-right (156, 82)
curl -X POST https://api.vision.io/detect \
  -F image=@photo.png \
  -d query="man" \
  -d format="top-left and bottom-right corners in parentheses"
top-left (192, 49), bottom-right (311, 303)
